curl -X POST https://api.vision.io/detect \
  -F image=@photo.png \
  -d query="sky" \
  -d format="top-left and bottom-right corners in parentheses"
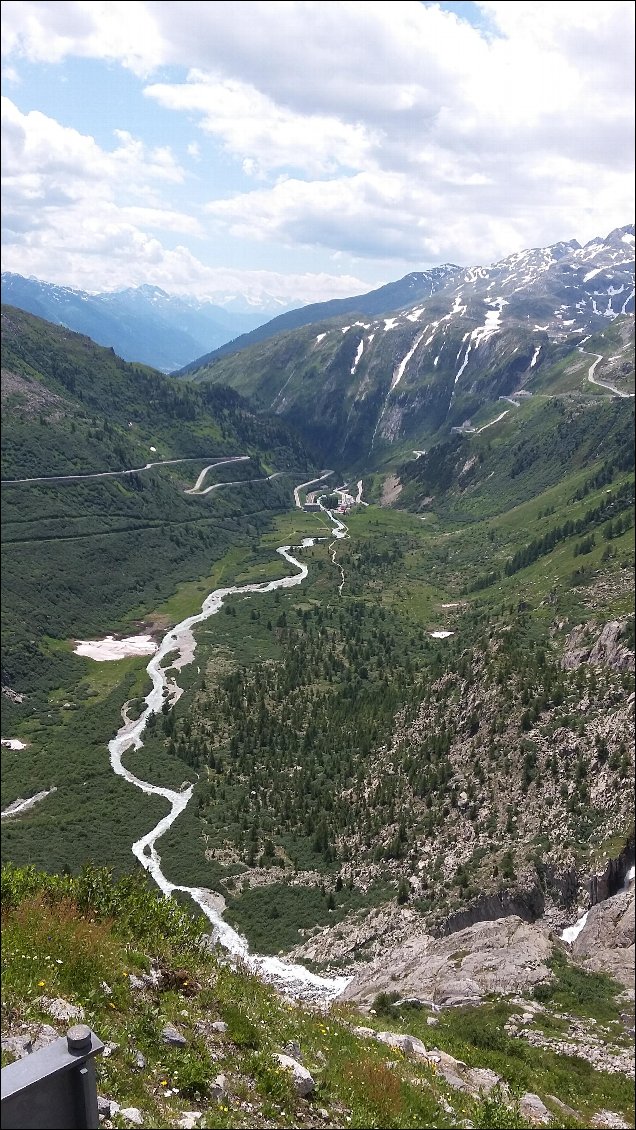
top-left (1, 0), bottom-right (634, 309)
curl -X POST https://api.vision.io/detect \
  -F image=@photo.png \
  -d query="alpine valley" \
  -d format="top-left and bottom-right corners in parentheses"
top-left (1, 225), bottom-right (635, 1130)
top-left (0, 275), bottom-right (273, 373)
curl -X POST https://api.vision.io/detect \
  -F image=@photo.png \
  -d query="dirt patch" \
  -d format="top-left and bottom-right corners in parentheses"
top-left (1, 369), bottom-right (67, 419)
top-left (137, 615), bottom-right (172, 635)
top-left (380, 474), bottom-right (403, 506)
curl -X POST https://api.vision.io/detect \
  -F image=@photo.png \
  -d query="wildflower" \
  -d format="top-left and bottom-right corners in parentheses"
top-left (160, 1080), bottom-right (168, 1086)
top-left (37, 980), bottom-right (45, 987)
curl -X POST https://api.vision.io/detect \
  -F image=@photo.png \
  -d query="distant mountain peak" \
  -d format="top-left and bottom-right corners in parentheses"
top-left (132, 284), bottom-right (170, 298)
top-left (601, 223), bottom-right (636, 248)
top-left (0, 275), bottom-right (269, 372)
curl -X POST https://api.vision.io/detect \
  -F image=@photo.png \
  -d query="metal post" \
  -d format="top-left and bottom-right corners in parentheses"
top-left (1, 1026), bottom-right (103, 1130)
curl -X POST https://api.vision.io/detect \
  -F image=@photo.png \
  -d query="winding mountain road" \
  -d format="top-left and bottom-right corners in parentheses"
top-left (185, 463), bottom-right (285, 496)
top-left (293, 470), bottom-right (334, 508)
top-left (580, 348), bottom-right (635, 399)
top-left (1, 455), bottom-right (250, 487)
top-left (475, 409), bottom-right (509, 433)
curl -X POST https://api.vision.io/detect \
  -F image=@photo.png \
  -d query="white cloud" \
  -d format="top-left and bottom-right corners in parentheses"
top-left (205, 160), bottom-right (632, 269)
top-left (1, 221), bottom-right (374, 305)
top-left (68, 2), bottom-right (636, 257)
top-left (1, 97), bottom-right (202, 283)
top-left (1, 63), bottom-right (20, 83)
top-left (1, 93), bottom-right (372, 304)
top-left (146, 72), bottom-right (376, 176)
top-left (1, 1), bottom-right (634, 281)
top-left (1, 0), bottom-right (163, 75)
top-left (1, 99), bottom-right (183, 192)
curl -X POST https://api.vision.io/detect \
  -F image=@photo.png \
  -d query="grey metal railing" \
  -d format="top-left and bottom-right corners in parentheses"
top-left (1, 1025), bottom-right (103, 1130)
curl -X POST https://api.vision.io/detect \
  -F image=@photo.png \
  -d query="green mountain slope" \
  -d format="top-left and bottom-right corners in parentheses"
top-left (177, 265), bottom-right (461, 371)
top-left (185, 310), bottom-right (634, 470)
top-left (1, 308), bottom-right (314, 876)
top-left (1, 307), bottom-right (309, 688)
top-left (4, 864), bottom-right (634, 1130)
top-left (1, 305), bottom-right (633, 1068)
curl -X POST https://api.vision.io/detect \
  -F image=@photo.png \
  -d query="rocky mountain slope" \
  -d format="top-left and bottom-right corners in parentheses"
top-left (339, 875), bottom-right (635, 1012)
top-left (178, 265), bottom-right (461, 372)
top-left (185, 225), bottom-right (634, 465)
top-left (0, 276), bottom-right (267, 372)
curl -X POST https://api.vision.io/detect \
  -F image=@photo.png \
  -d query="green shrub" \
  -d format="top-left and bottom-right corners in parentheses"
top-left (219, 1001), bottom-right (262, 1049)
top-left (248, 1051), bottom-right (296, 1109)
top-left (532, 951), bottom-right (622, 1023)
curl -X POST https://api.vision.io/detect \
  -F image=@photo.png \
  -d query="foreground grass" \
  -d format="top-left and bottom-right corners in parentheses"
top-left (3, 865), bottom-right (634, 1129)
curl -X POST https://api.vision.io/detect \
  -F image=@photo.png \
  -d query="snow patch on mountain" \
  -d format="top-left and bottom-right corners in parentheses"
top-left (390, 329), bottom-right (428, 391)
top-left (351, 338), bottom-right (365, 376)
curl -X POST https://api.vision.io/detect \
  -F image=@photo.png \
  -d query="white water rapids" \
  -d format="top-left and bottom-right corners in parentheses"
top-left (108, 476), bottom-right (352, 1001)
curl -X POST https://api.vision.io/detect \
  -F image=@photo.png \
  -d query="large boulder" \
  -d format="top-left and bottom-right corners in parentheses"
top-left (274, 1053), bottom-right (315, 1097)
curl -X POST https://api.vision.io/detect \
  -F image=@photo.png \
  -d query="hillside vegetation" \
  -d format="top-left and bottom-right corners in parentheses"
top-left (1, 304), bottom-right (634, 1130)
top-left (2, 306), bottom-right (634, 947)
top-left (1, 308), bottom-right (311, 876)
top-left (2, 306), bottom-right (309, 690)
top-left (3, 864), bottom-right (634, 1130)
top-left (183, 228), bottom-right (634, 466)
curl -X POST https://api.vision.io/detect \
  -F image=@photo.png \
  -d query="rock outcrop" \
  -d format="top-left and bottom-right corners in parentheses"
top-left (338, 914), bottom-right (553, 1007)
top-left (561, 619), bottom-right (634, 673)
top-left (588, 838), bottom-right (635, 904)
top-left (437, 884), bottom-right (545, 936)
top-left (572, 885), bottom-right (635, 996)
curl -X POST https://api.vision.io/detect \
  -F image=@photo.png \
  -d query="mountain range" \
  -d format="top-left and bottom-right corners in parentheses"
top-left (185, 224), bottom-right (635, 464)
top-left (0, 275), bottom-right (271, 373)
top-left (178, 264), bottom-right (461, 372)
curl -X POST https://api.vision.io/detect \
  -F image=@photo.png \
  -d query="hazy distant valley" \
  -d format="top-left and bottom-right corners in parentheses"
top-left (0, 275), bottom-right (274, 372)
